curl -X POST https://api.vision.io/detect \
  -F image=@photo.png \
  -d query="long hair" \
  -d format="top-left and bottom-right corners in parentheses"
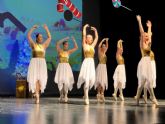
top-left (36, 33), bottom-right (40, 43)
top-left (62, 41), bottom-right (68, 46)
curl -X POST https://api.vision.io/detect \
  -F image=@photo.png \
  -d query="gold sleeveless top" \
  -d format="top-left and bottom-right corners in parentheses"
top-left (150, 50), bottom-right (155, 60)
top-left (99, 55), bottom-right (107, 64)
top-left (117, 55), bottom-right (124, 65)
top-left (32, 43), bottom-right (45, 58)
top-left (141, 47), bottom-right (151, 57)
top-left (84, 44), bottom-right (95, 58)
top-left (59, 51), bottom-right (69, 63)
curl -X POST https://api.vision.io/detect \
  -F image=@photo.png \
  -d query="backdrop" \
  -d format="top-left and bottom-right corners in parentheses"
top-left (0, 0), bottom-right (82, 95)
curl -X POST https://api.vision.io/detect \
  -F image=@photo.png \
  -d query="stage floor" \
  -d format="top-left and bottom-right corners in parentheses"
top-left (0, 97), bottom-right (165, 124)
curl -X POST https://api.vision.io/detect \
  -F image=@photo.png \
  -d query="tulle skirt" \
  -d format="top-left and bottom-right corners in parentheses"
top-left (113, 64), bottom-right (126, 89)
top-left (94, 64), bottom-right (108, 90)
top-left (77, 58), bottom-right (95, 89)
top-left (144, 60), bottom-right (156, 88)
top-left (151, 60), bottom-right (156, 88)
top-left (27, 58), bottom-right (47, 93)
top-left (137, 56), bottom-right (153, 88)
top-left (54, 63), bottom-right (74, 91)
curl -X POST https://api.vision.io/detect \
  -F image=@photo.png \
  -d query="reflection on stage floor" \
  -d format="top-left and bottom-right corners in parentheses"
top-left (0, 97), bottom-right (165, 124)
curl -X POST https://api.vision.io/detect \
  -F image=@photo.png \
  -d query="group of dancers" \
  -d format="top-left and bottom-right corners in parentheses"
top-left (26, 15), bottom-right (158, 106)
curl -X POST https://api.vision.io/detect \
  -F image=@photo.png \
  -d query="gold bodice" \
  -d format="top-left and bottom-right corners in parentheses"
top-left (59, 51), bottom-right (69, 63)
top-left (117, 55), bottom-right (124, 65)
top-left (83, 45), bottom-right (95, 58)
top-left (150, 50), bottom-right (155, 60)
top-left (141, 47), bottom-right (151, 57)
top-left (32, 43), bottom-right (45, 58)
top-left (99, 55), bottom-right (107, 64)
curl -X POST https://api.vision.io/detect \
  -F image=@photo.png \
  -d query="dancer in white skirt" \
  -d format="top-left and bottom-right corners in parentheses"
top-left (150, 51), bottom-right (156, 88)
top-left (27, 24), bottom-right (51, 104)
top-left (112, 39), bottom-right (126, 101)
top-left (94, 38), bottom-right (109, 103)
top-left (134, 15), bottom-right (158, 106)
top-left (143, 50), bottom-right (156, 103)
top-left (54, 36), bottom-right (78, 103)
top-left (77, 24), bottom-right (98, 105)
top-left (142, 20), bottom-right (157, 103)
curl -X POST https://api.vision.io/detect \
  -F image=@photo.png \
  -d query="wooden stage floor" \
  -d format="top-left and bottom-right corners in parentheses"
top-left (0, 97), bottom-right (165, 124)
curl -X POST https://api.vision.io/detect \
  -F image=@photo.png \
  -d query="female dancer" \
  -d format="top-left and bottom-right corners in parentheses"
top-left (77, 24), bottom-right (98, 105)
top-left (112, 39), bottom-right (126, 101)
top-left (55, 36), bottom-right (78, 103)
top-left (27, 24), bottom-right (51, 104)
top-left (135, 15), bottom-right (158, 106)
top-left (142, 20), bottom-right (157, 103)
top-left (95, 38), bottom-right (109, 103)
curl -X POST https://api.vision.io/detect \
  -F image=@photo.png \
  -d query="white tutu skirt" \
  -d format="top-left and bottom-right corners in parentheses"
top-left (151, 60), bottom-right (156, 88)
top-left (137, 56), bottom-right (154, 88)
top-left (54, 63), bottom-right (74, 91)
top-left (113, 64), bottom-right (126, 89)
top-left (144, 60), bottom-right (156, 88)
top-left (77, 58), bottom-right (95, 89)
top-left (27, 58), bottom-right (47, 93)
top-left (94, 64), bottom-right (108, 90)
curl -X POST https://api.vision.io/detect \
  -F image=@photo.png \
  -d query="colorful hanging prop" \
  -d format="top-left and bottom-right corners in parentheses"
top-left (64, 10), bottom-right (73, 21)
top-left (64, 10), bottom-right (81, 22)
top-left (57, 0), bottom-right (82, 18)
top-left (112, 0), bottom-right (132, 11)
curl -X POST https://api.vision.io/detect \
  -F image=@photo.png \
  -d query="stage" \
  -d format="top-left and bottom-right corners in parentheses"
top-left (0, 97), bottom-right (165, 124)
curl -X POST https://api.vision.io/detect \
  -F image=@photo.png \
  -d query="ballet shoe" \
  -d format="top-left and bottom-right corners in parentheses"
top-left (64, 96), bottom-right (68, 103)
top-left (112, 93), bottom-right (117, 101)
top-left (100, 94), bottom-right (105, 103)
top-left (96, 94), bottom-right (101, 102)
top-left (84, 98), bottom-right (89, 105)
top-left (143, 95), bottom-right (147, 104)
top-left (35, 93), bottom-right (40, 104)
top-left (152, 98), bottom-right (159, 107)
top-left (134, 95), bottom-right (137, 99)
top-left (134, 96), bottom-right (140, 105)
top-left (59, 94), bottom-right (64, 103)
top-left (119, 94), bottom-right (124, 101)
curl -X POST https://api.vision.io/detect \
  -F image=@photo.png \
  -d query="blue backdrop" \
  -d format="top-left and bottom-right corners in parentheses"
top-left (0, 0), bottom-right (82, 95)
